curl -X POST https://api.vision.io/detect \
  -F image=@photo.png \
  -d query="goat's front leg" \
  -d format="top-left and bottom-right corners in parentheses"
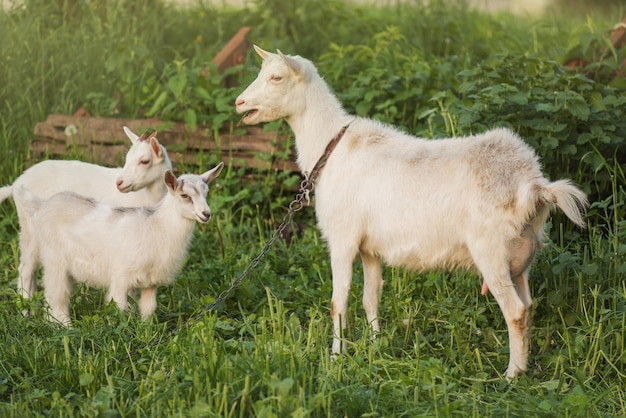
top-left (361, 252), bottom-right (383, 335)
top-left (138, 286), bottom-right (158, 320)
top-left (330, 250), bottom-right (354, 355)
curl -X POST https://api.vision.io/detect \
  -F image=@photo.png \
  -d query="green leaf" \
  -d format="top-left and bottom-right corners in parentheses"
top-left (566, 100), bottom-right (590, 121)
top-left (536, 103), bottom-right (557, 112)
top-left (195, 86), bottom-right (212, 102)
top-left (271, 377), bottom-right (295, 396)
top-left (542, 136), bottom-right (559, 149)
top-left (79, 373), bottom-right (94, 386)
top-left (539, 400), bottom-right (552, 411)
top-left (590, 91), bottom-right (605, 111)
top-left (506, 92), bottom-right (528, 105)
top-left (184, 108), bottom-right (197, 132)
top-left (418, 108), bottom-right (438, 119)
top-left (167, 74), bottom-right (187, 100)
top-left (581, 263), bottom-right (599, 275)
top-left (540, 380), bottom-right (561, 391)
top-left (145, 91), bottom-right (168, 117)
top-left (558, 143), bottom-right (577, 155)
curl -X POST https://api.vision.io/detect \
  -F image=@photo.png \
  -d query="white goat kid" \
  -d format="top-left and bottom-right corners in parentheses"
top-left (15, 163), bottom-right (224, 326)
top-left (0, 126), bottom-right (171, 302)
top-left (235, 46), bottom-right (589, 380)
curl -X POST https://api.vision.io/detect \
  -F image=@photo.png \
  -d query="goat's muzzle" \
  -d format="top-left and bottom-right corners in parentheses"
top-left (196, 211), bottom-right (211, 223)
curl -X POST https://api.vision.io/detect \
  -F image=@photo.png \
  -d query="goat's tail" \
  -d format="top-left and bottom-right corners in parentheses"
top-left (0, 185), bottom-right (13, 204)
top-left (12, 186), bottom-right (42, 217)
top-left (541, 179), bottom-right (589, 229)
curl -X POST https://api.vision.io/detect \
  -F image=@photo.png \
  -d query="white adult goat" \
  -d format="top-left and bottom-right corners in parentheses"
top-left (15, 164), bottom-right (224, 326)
top-left (235, 46), bottom-right (588, 380)
top-left (0, 127), bottom-right (171, 302)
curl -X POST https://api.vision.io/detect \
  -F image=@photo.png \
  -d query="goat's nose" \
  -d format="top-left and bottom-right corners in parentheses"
top-left (235, 98), bottom-right (245, 107)
top-left (203, 211), bottom-right (211, 221)
top-left (116, 178), bottom-right (123, 187)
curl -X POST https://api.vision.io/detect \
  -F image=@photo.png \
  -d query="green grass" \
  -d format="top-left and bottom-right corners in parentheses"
top-left (1, 0), bottom-right (626, 416)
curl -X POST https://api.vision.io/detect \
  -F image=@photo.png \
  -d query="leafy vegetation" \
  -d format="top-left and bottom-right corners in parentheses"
top-left (1, 0), bottom-right (625, 416)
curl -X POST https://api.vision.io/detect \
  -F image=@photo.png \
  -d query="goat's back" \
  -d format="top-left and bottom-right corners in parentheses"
top-left (30, 190), bottom-right (192, 289)
top-left (13, 160), bottom-right (159, 207)
top-left (15, 160), bottom-right (120, 200)
top-left (315, 124), bottom-right (556, 270)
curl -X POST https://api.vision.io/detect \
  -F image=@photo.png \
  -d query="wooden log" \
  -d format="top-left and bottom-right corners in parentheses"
top-left (212, 26), bottom-right (251, 74)
top-left (30, 114), bottom-right (298, 173)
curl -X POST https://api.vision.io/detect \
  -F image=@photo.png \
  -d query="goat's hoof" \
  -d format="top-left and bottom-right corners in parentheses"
top-left (505, 367), bottom-right (526, 382)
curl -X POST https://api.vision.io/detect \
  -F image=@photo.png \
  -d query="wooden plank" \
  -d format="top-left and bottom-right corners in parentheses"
top-left (34, 114), bottom-right (170, 145)
top-left (212, 27), bottom-right (251, 74)
top-left (30, 114), bottom-right (298, 172)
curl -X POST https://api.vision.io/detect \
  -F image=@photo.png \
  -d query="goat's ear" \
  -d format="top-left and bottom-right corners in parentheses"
top-left (201, 162), bottom-right (224, 184)
top-left (253, 45), bottom-right (269, 60)
top-left (150, 137), bottom-right (164, 160)
top-left (277, 50), bottom-right (304, 77)
top-left (123, 126), bottom-right (139, 144)
top-left (164, 170), bottom-right (178, 192)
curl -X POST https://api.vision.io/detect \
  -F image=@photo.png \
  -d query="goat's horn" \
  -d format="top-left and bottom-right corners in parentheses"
top-left (147, 131), bottom-right (158, 141)
top-left (138, 131), bottom-right (149, 141)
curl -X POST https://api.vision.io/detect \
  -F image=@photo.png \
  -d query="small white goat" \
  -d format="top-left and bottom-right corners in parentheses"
top-left (15, 163), bottom-right (224, 326)
top-left (235, 46), bottom-right (589, 379)
top-left (0, 126), bottom-right (172, 302)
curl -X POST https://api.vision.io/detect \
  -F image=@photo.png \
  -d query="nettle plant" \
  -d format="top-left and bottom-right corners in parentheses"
top-left (140, 58), bottom-right (241, 132)
top-left (318, 27), bottom-right (461, 130)
top-left (454, 54), bottom-right (626, 184)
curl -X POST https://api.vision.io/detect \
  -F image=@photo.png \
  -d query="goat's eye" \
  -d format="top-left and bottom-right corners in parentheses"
top-left (180, 194), bottom-right (190, 200)
top-left (270, 75), bottom-right (282, 82)
top-left (139, 159), bottom-right (150, 165)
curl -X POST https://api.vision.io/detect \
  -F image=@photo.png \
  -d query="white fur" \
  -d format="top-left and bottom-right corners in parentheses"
top-left (235, 46), bottom-right (589, 380)
top-left (0, 127), bottom-right (172, 302)
top-left (14, 163), bottom-right (224, 326)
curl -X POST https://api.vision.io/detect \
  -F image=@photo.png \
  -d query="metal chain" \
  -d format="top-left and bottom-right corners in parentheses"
top-left (198, 122), bottom-right (352, 313)
top-left (198, 176), bottom-right (314, 313)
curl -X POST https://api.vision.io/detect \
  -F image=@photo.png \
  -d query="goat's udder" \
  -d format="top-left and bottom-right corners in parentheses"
top-left (481, 281), bottom-right (489, 296)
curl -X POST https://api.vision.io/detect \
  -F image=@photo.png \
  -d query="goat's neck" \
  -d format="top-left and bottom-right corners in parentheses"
top-left (146, 175), bottom-right (169, 200)
top-left (148, 197), bottom-right (197, 244)
top-left (287, 82), bottom-right (353, 174)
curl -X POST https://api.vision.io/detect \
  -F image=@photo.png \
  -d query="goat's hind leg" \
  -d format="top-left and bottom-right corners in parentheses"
top-left (17, 224), bottom-right (38, 302)
top-left (106, 282), bottom-right (131, 313)
top-left (470, 241), bottom-right (531, 380)
top-left (506, 225), bottom-right (539, 373)
top-left (42, 267), bottom-right (72, 326)
top-left (508, 225), bottom-right (538, 300)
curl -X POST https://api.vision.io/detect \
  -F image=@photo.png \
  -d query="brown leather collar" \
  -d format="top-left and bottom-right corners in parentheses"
top-left (306, 121), bottom-right (352, 185)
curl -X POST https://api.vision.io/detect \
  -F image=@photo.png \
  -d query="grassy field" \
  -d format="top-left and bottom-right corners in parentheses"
top-left (1, 0), bottom-right (625, 416)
